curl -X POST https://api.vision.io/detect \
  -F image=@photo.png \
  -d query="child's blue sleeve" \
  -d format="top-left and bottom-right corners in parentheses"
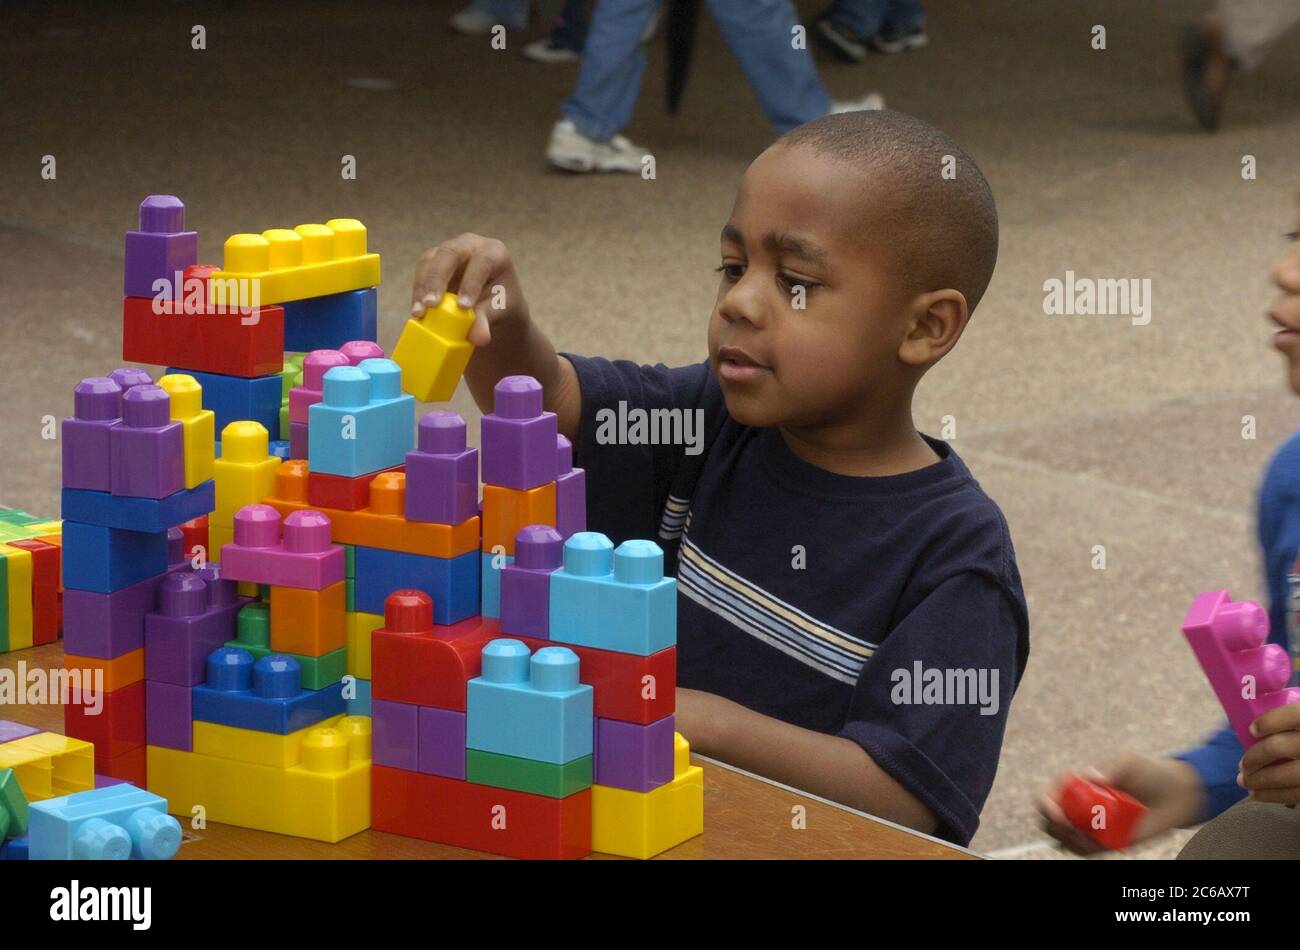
top-left (1172, 727), bottom-right (1246, 821)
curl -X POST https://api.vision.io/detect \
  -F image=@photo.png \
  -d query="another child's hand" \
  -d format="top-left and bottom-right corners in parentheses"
top-left (1037, 754), bottom-right (1205, 854)
top-left (411, 233), bottom-right (530, 347)
top-left (1239, 703), bottom-right (1300, 803)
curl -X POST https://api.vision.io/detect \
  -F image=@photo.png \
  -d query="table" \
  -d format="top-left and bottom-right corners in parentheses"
top-left (1, 642), bottom-right (978, 859)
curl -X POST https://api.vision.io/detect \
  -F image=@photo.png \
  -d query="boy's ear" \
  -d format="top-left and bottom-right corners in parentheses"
top-left (898, 289), bottom-right (969, 367)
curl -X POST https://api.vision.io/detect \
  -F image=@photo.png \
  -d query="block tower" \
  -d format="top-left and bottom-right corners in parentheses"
top-left (0, 507), bottom-right (62, 655)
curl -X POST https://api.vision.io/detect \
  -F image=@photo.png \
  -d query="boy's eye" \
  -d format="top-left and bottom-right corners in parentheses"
top-left (779, 273), bottom-right (818, 296)
top-left (716, 263), bottom-right (745, 281)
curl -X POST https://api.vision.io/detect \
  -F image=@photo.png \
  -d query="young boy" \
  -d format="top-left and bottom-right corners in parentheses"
top-left (1038, 194), bottom-right (1300, 857)
top-left (412, 110), bottom-right (1029, 846)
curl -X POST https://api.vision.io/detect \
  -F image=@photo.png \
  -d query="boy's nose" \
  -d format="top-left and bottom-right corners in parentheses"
top-left (719, 281), bottom-right (767, 329)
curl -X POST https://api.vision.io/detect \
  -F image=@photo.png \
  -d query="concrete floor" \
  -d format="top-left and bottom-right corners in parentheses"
top-left (2, 0), bottom-right (1298, 859)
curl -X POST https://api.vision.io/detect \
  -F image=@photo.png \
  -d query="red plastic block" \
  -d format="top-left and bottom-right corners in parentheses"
top-left (179, 515), bottom-right (209, 565)
top-left (64, 679), bottom-right (146, 762)
top-left (98, 744), bottom-right (147, 788)
top-left (517, 636), bottom-right (675, 724)
top-left (371, 765), bottom-right (591, 859)
top-left (308, 465), bottom-right (401, 511)
top-left (371, 591), bottom-right (500, 710)
top-left (9, 539), bottom-right (60, 645)
top-left (1058, 774), bottom-right (1146, 850)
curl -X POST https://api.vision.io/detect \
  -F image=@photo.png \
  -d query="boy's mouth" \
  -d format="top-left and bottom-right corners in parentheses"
top-left (1269, 310), bottom-right (1300, 351)
top-left (717, 345), bottom-right (770, 384)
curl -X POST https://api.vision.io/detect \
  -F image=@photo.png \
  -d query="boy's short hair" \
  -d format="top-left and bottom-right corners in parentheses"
top-left (779, 110), bottom-right (999, 314)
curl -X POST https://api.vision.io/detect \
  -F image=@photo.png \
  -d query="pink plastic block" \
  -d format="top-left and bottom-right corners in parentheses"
top-left (289, 349), bottom-right (349, 424)
top-left (217, 504), bottom-right (345, 590)
top-left (1181, 589), bottom-right (1300, 748)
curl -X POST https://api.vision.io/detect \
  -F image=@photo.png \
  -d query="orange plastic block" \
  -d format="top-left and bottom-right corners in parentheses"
top-left (270, 581), bottom-right (347, 656)
top-left (264, 461), bottom-right (479, 558)
top-left (64, 648), bottom-right (144, 692)
top-left (481, 483), bottom-right (556, 556)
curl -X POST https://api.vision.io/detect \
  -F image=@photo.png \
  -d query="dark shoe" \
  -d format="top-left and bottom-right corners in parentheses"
top-left (1181, 18), bottom-right (1236, 131)
top-left (867, 23), bottom-right (927, 54)
top-left (814, 17), bottom-right (868, 64)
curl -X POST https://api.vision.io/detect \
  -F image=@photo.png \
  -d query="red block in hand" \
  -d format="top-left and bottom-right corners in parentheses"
top-left (1058, 774), bottom-right (1146, 850)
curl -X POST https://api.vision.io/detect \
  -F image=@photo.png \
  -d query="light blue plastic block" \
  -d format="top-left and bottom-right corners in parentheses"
top-left (346, 676), bottom-right (372, 717)
top-left (480, 551), bottom-right (513, 619)
top-left (549, 534), bottom-right (676, 656)
top-left (307, 360), bottom-right (414, 477)
top-left (467, 639), bottom-right (593, 765)
top-left (353, 545), bottom-right (479, 624)
top-left (29, 783), bottom-right (182, 860)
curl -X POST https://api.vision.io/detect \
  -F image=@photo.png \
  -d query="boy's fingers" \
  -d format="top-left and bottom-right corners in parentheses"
top-left (1249, 787), bottom-right (1300, 806)
top-left (456, 239), bottom-right (509, 310)
top-left (1241, 730), bottom-right (1300, 774)
top-left (466, 309), bottom-right (492, 348)
top-left (1240, 755), bottom-right (1300, 791)
top-left (1249, 702), bottom-right (1300, 740)
top-left (1035, 792), bottom-right (1103, 855)
top-left (411, 239), bottom-right (475, 314)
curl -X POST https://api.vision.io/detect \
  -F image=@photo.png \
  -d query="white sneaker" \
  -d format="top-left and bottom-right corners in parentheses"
top-left (829, 92), bottom-right (886, 114)
top-left (449, 8), bottom-right (502, 35)
top-left (523, 38), bottom-right (581, 63)
top-left (546, 119), bottom-right (649, 173)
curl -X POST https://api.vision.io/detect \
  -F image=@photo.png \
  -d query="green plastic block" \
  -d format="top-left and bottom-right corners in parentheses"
top-left (466, 750), bottom-right (592, 799)
top-left (346, 578), bottom-right (355, 611)
top-left (295, 647), bottom-right (348, 690)
top-left (345, 545), bottom-right (355, 579)
top-left (235, 602), bottom-right (271, 650)
top-left (0, 767), bottom-right (29, 838)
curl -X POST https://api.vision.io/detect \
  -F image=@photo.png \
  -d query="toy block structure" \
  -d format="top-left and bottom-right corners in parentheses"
top-left (1181, 589), bottom-right (1300, 748)
top-left (0, 507), bottom-right (62, 653)
top-left (29, 782), bottom-right (182, 860)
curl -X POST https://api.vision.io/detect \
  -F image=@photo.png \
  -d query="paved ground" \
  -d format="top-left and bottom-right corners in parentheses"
top-left (2, 0), bottom-right (1298, 858)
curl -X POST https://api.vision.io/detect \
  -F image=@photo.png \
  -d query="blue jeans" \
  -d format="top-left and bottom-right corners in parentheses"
top-left (467, 0), bottom-right (530, 31)
top-left (551, 0), bottom-right (589, 50)
top-left (828, 0), bottom-right (925, 36)
top-left (562, 0), bottom-right (830, 140)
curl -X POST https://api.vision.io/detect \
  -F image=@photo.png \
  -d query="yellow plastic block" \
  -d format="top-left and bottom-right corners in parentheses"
top-left (193, 715), bottom-right (345, 769)
top-left (213, 421), bottom-right (281, 526)
top-left (0, 543), bottom-right (33, 651)
top-left (591, 733), bottom-right (703, 859)
top-left (391, 293), bottom-right (475, 402)
top-left (147, 715), bottom-right (372, 842)
top-left (208, 523), bottom-right (232, 566)
top-left (207, 219), bottom-right (380, 308)
top-left (346, 611), bottom-right (382, 679)
top-left (0, 732), bottom-right (95, 802)
top-left (158, 374), bottom-right (216, 489)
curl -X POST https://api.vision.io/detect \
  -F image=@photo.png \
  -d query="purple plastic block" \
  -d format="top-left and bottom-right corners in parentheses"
top-left (372, 698), bottom-right (419, 770)
top-left (480, 376), bottom-right (558, 490)
top-left (124, 195), bottom-right (198, 298)
top-left (405, 412), bottom-right (479, 525)
top-left (340, 340), bottom-right (384, 364)
top-left (593, 714), bottom-right (676, 792)
top-left (417, 706), bottom-right (467, 779)
top-left (111, 367), bottom-right (154, 392)
top-left (0, 720), bottom-right (41, 745)
top-left (144, 569), bottom-right (245, 686)
top-left (289, 421), bottom-right (308, 459)
top-left (62, 377), bottom-right (123, 491)
top-left (167, 526), bottom-right (186, 569)
top-left (146, 680), bottom-right (193, 751)
top-left (62, 575), bottom-right (161, 659)
top-left (555, 468), bottom-right (586, 540)
top-left (218, 505), bottom-right (344, 590)
top-left (500, 525), bottom-right (563, 639)
top-left (94, 773), bottom-right (130, 788)
top-left (289, 349), bottom-right (348, 424)
top-left (109, 385), bottom-right (185, 499)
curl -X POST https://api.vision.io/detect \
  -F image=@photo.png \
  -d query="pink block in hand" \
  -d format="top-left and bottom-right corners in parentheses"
top-left (217, 504), bottom-right (345, 590)
top-left (1181, 589), bottom-right (1300, 748)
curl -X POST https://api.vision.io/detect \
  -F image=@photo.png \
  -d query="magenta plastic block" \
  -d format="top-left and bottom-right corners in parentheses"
top-left (405, 412), bottom-right (479, 525)
top-left (109, 385), bottom-right (185, 499)
top-left (218, 504), bottom-right (344, 590)
top-left (62, 575), bottom-right (161, 659)
top-left (145, 680), bottom-right (193, 751)
top-left (480, 376), bottom-right (558, 490)
top-left (123, 195), bottom-right (198, 298)
top-left (372, 698), bottom-right (419, 771)
top-left (144, 569), bottom-right (245, 686)
top-left (1182, 590), bottom-right (1300, 748)
top-left (62, 377), bottom-right (122, 492)
top-left (500, 525), bottom-right (564, 639)
top-left (593, 714), bottom-right (676, 792)
top-left (555, 435), bottom-right (587, 540)
top-left (0, 720), bottom-right (41, 745)
top-left (339, 340), bottom-right (384, 364)
top-left (418, 706), bottom-right (467, 779)
top-left (289, 421), bottom-right (308, 460)
top-left (289, 349), bottom-right (349, 424)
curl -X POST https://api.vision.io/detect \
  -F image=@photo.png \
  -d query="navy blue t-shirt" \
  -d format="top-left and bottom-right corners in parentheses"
top-left (563, 355), bottom-right (1030, 845)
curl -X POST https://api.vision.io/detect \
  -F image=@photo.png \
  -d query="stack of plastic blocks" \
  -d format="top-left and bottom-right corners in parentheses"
top-left (27, 782), bottom-right (182, 860)
top-left (288, 341), bottom-right (385, 462)
top-left (61, 368), bottom-right (218, 785)
top-left (0, 507), bottom-right (62, 654)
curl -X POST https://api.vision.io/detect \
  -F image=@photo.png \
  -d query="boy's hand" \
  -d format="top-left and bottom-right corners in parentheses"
top-left (1239, 703), bottom-right (1300, 803)
top-left (411, 233), bottom-right (530, 347)
top-left (1037, 754), bottom-right (1205, 854)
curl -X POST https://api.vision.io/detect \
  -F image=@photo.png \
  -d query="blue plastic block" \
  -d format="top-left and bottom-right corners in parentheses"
top-left (282, 287), bottom-right (378, 352)
top-left (0, 834), bottom-right (28, 860)
top-left (467, 639), bottom-right (593, 765)
top-left (269, 439), bottom-right (291, 460)
top-left (191, 648), bottom-right (346, 734)
top-left (170, 367), bottom-right (280, 436)
top-left (28, 783), bottom-right (182, 860)
top-left (549, 534), bottom-right (676, 656)
top-left (308, 360), bottom-right (414, 477)
top-left (346, 676), bottom-right (371, 717)
top-left (62, 521), bottom-right (170, 594)
top-left (61, 481), bottom-right (215, 534)
top-left (353, 546), bottom-right (479, 624)
top-left (480, 551), bottom-right (513, 619)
